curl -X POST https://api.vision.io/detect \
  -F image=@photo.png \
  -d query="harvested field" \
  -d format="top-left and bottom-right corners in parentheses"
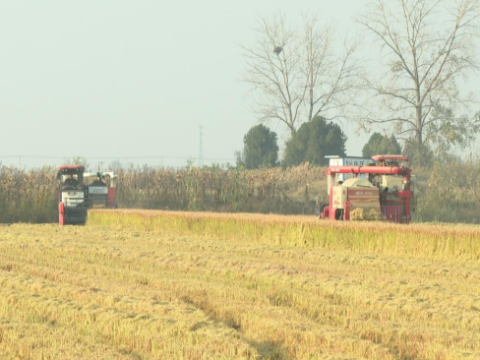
top-left (0, 210), bottom-right (479, 359)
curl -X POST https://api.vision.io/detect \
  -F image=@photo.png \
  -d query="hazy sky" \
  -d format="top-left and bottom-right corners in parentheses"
top-left (0, 1), bottom-right (466, 169)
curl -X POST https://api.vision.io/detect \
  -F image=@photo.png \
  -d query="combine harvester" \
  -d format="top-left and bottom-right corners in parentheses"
top-left (83, 171), bottom-right (118, 208)
top-left (320, 155), bottom-right (415, 223)
top-left (57, 166), bottom-right (118, 225)
top-left (56, 165), bottom-right (88, 225)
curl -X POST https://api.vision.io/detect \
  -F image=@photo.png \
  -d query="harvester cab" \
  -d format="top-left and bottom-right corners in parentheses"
top-left (321, 155), bottom-right (414, 223)
top-left (83, 171), bottom-right (117, 208)
top-left (56, 165), bottom-right (88, 225)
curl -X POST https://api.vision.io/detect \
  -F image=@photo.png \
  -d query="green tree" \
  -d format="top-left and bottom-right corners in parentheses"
top-left (283, 116), bottom-right (346, 166)
top-left (402, 140), bottom-right (434, 168)
top-left (237, 125), bottom-right (279, 169)
top-left (362, 133), bottom-right (401, 158)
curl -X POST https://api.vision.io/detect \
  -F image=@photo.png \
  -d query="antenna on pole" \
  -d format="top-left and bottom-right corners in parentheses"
top-left (198, 125), bottom-right (204, 167)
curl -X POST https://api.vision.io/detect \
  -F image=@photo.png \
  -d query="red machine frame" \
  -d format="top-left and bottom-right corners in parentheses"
top-left (321, 155), bottom-right (414, 223)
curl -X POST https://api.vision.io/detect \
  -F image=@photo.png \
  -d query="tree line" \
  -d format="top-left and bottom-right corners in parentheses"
top-left (236, 120), bottom-right (401, 169)
top-left (241, 0), bottom-right (480, 167)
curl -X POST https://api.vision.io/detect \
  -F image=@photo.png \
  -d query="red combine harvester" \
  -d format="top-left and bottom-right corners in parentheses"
top-left (83, 171), bottom-right (118, 208)
top-left (320, 155), bottom-right (415, 223)
top-left (56, 165), bottom-right (88, 225)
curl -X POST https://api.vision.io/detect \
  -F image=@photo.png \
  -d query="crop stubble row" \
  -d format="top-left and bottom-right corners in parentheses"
top-left (0, 211), bottom-right (479, 359)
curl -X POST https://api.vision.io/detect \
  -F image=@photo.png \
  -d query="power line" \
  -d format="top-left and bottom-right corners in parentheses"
top-left (0, 155), bottom-right (236, 161)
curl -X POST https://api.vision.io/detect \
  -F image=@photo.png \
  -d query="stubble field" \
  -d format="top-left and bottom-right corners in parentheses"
top-left (0, 210), bottom-right (480, 359)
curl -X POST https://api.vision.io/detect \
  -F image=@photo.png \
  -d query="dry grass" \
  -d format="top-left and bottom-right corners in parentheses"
top-left (0, 164), bottom-right (324, 224)
top-left (114, 162), bottom-right (324, 214)
top-left (2, 161), bottom-right (480, 223)
top-left (0, 224), bottom-right (256, 359)
top-left (90, 209), bottom-right (480, 261)
top-left (0, 166), bottom-right (57, 223)
top-left (1, 210), bottom-right (480, 359)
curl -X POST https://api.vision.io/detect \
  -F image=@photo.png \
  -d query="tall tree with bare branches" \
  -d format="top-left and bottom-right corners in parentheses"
top-left (242, 14), bottom-right (361, 137)
top-left (358, 0), bottom-right (480, 163)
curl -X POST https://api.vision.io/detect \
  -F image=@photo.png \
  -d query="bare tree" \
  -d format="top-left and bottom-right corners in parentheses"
top-left (358, 0), bottom-right (480, 160)
top-left (242, 14), bottom-right (361, 137)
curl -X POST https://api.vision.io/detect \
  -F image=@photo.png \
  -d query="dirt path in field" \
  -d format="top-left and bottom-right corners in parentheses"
top-left (0, 223), bottom-right (479, 359)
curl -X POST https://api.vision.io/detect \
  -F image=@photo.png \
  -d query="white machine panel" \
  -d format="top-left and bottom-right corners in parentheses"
top-left (328, 157), bottom-right (371, 182)
top-left (89, 187), bottom-right (108, 194)
top-left (62, 191), bottom-right (84, 207)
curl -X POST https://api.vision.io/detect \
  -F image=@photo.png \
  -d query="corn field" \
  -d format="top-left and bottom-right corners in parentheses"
top-left (1, 161), bottom-right (480, 223)
top-left (0, 166), bottom-right (57, 223)
top-left (115, 163), bottom-right (323, 214)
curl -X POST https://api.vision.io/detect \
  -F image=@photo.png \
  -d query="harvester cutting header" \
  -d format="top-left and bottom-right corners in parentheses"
top-left (320, 155), bottom-right (415, 223)
top-left (56, 166), bottom-right (118, 226)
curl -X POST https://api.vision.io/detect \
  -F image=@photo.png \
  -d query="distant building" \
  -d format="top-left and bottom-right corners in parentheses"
top-left (325, 155), bottom-right (372, 182)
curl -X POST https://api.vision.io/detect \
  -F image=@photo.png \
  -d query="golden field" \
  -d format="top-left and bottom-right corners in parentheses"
top-left (1, 210), bottom-right (480, 359)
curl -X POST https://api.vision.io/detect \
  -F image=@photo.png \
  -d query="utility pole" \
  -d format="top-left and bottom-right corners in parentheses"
top-left (198, 126), bottom-right (203, 167)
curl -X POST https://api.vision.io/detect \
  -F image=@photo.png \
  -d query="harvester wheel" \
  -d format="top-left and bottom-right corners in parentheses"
top-left (58, 202), bottom-right (65, 226)
top-left (335, 209), bottom-right (344, 220)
